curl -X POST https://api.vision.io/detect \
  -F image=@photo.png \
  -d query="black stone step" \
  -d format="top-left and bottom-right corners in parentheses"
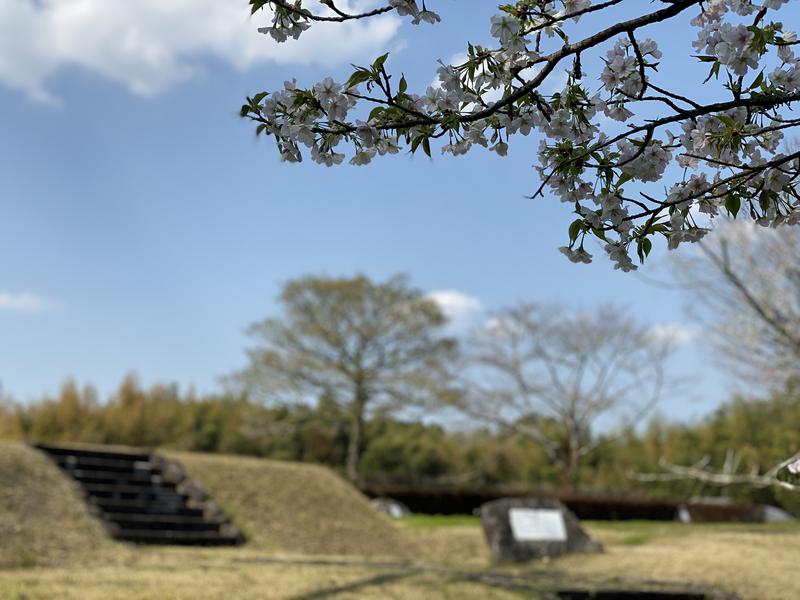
top-left (104, 512), bottom-right (223, 525)
top-left (89, 498), bottom-right (204, 517)
top-left (82, 482), bottom-right (178, 495)
top-left (36, 443), bottom-right (150, 462)
top-left (36, 442), bottom-right (242, 547)
top-left (113, 529), bottom-right (241, 546)
top-left (69, 469), bottom-right (164, 486)
top-left (84, 489), bottom-right (187, 506)
top-left (54, 455), bottom-right (157, 473)
top-left (106, 515), bottom-right (223, 532)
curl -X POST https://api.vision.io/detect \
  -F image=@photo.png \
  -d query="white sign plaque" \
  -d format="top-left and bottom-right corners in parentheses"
top-left (508, 508), bottom-right (568, 542)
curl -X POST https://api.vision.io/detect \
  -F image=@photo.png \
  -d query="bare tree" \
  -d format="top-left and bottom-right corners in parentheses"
top-left (456, 304), bottom-right (673, 490)
top-left (672, 222), bottom-right (800, 391)
top-left (640, 220), bottom-right (800, 489)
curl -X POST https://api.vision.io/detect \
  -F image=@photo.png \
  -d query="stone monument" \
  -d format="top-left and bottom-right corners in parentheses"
top-left (480, 497), bottom-right (602, 563)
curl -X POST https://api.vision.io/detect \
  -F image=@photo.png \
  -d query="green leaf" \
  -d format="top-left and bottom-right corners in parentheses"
top-left (372, 53), bottom-right (390, 71)
top-left (249, 0), bottom-right (270, 15)
top-left (616, 172), bottom-right (634, 188)
top-left (716, 114), bottom-right (737, 128)
top-left (368, 107), bottom-right (385, 122)
top-left (725, 194), bottom-right (741, 217)
top-left (703, 61), bottom-right (721, 83)
top-left (568, 219), bottom-right (585, 243)
top-left (346, 69), bottom-right (373, 89)
top-left (636, 237), bottom-right (653, 263)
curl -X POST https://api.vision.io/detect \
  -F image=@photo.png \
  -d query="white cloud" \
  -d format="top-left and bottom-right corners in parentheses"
top-left (446, 52), bottom-right (469, 67)
top-left (429, 52), bottom-right (467, 90)
top-left (546, 68), bottom-right (570, 93)
top-left (648, 322), bottom-right (699, 346)
top-left (426, 290), bottom-right (483, 331)
top-left (0, 0), bottom-right (401, 103)
top-left (0, 291), bottom-right (55, 313)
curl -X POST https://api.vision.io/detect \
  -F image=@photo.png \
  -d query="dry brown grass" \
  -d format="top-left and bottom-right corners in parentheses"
top-left (408, 525), bottom-right (491, 568)
top-left (561, 523), bottom-right (800, 600)
top-left (0, 442), bottom-right (129, 568)
top-left (408, 520), bottom-right (800, 600)
top-left (167, 451), bottom-right (416, 559)
top-left (3, 442), bottom-right (800, 599)
top-left (0, 554), bottom-right (523, 600)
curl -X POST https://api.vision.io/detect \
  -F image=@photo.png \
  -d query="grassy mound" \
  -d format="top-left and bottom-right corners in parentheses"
top-left (0, 442), bottom-right (414, 565)
top-left (0, 442), bottom-right (121, 568)
top-left (169, 451), bottom-right (416, 558)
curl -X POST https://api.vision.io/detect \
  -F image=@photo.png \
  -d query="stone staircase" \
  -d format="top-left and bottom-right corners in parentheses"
top-left (35, 443), bottom-right (244, 546)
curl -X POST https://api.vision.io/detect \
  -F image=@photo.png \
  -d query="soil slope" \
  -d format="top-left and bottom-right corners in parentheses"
top-left (169, 451), bottom-right (415, 558)
top-left (0, 442), bottom-right (119, 567)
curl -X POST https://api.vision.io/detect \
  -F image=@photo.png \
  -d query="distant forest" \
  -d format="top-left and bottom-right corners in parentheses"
top-left (3, 374), bottom-right (800, 513)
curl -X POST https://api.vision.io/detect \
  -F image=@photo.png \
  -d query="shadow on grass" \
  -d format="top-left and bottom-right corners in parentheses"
top-left (237, 556), bottom-right (738, 600)
top-left (287, 571), bottom-right (416, 599)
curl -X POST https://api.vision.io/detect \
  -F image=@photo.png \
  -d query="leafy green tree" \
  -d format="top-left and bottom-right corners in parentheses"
top-left (27, 380), bottom-right (103, 443)
top-left (0, 385), bottom-right (23, 441)
top-left (361, 420), bottom-right (458, 484)
top-left (231, 274), bottom-right (458, 482)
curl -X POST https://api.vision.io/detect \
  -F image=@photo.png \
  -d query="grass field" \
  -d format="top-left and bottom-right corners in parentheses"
top-left (3, 443), bottom-right (800, 599)
top-left (403, 517), bottom-right (800, 599)
top-left (2, 518), bottom-right (799, 599)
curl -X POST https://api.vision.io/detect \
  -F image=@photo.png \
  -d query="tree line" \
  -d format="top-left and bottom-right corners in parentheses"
top-left (4, 222), bottom-right (799, 501)
top-left (4, 373), bottom-right (800, 513)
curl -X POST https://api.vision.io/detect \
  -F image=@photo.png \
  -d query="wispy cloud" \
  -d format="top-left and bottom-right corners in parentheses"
top-left (649, 322), bottom-right (699, 346)
top-left (0, 0), bottom-right (401, 103)
top-left (0, 291), bottom-right (55, 313)
top-left (426, 290), bottom-right (483, 332)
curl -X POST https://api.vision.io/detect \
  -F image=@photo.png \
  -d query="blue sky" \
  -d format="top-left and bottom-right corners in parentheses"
top-left (0, 0), bottom-right (740, 420)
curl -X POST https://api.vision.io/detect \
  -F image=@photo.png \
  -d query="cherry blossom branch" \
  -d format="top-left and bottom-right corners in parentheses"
top-left (242, 0), bottom-right (800, 270)
top-left (462, 0), bottom-right (703, 125)
top-left (247, 0), bottom-right (704, 136)
top-left (622, 149), bottom-right (800, 223)
top-left (521, 0), bottom-right (626, 35)
top-left (631, 451), bottom-right (800, 492)
top-left (533, 91), bottom-right (800, 201)
top-left (251, 0), bottom-right (394, 23)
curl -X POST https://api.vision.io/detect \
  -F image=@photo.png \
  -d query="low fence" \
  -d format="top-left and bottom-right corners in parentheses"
top-left (361, 485), bottom-right (680, 520)
top-left (361, 485), bottom-right (778, 522)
